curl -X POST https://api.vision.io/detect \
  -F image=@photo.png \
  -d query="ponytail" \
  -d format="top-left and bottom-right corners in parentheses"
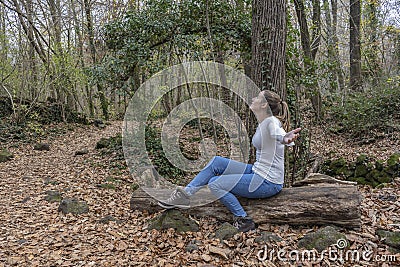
top-left (262, 90), bottom-right (291, 132)
top-left (278, 101), bottom-right (290, 132)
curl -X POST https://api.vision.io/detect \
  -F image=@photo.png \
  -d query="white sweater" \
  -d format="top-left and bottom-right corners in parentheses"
top-left (251, 116), bottom-right (293, 184)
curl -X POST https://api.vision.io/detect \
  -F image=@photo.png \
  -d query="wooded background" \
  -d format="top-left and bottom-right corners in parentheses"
top-left (1, 0), bottom-right (399, 116)
top-left (1, 0), bottom-right (399, 184)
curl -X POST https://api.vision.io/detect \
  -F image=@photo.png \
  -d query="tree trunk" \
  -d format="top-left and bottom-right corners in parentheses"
top-left (251, 0), bottom-right (287, 99)
top-left (83, 0), bottom-right (108, 120)
top-left (350, 0), bottom-right (362, 90)
top-left (130, 183), bottom-right (362, 229)
top-left (331, 0), bottom-right (345, 92)
top-left (292, 0), bottom-right (322, 119)
top-left (364, 0), bottom-right (381, 84)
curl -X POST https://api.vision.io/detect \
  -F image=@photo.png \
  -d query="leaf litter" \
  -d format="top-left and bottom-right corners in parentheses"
top-left (0, 121), bottom-right (399, 266)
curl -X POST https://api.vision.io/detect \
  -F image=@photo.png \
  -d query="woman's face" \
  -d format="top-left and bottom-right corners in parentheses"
top-left (250, 91), bottom-right (268, 111)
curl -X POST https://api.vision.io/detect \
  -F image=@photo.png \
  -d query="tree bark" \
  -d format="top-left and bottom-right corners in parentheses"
top-left (331, 0), bottom-right (345, 91)
top-left (83, 0), bottom-right (108, 119)
top-left (130, 183), bottom-right (362, 229)
top-left (350, 0), bottom-right (362, 90)
top-left (292, 0), bottom-right (322, 118)
top-left (251, 0), bottom-right (286, 99)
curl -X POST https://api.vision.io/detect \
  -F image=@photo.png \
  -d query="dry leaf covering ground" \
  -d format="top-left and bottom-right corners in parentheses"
top-left (0, 121), bottom-right (399, 267)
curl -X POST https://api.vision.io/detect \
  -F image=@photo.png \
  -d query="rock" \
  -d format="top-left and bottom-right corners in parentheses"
top-left (185, 243), bottom-right (199, 252)
top-left (98, 215), bottom-right (120, 224)
top-left (95, 138), bottom-right (109, 149)
top-left (75, 149), bottom-right (89, 156)
top-left (96, 183), bottom-right (116, 190)
top-left (185, 240), bottom-right (201, 252)
top-left (354, 164), bottom-right (369, 178)
top-left (58, 198), bottom-right (89, 214)
top-left (214, 222), bottom-right (239, 240)
top-left (385, 153), bottom-right (400, 176)
top-left (17, 239), bottom-right (28, 245)
top-left (255, 232), bottom-right (283, 243)
top-left (93, 119), bottom-right (105, 128)
top-left (33, 143), bottom-right (50, 151)
top-left (297, 226), bottom-right (347, 252)
top-left (0, 149), bottom-right (13, 163)
top-left (95, 134), bottom-right (122, 149)
top-left (43, 178), bottom-right (59, 185)
top-left (376, 230), bottom-right (400, 249)
top-left (375, 160), bottom-right (385, 171)
top-left (147, 209), bottom-right (199, 232)
top-left (19, 197), bottom-right (31, 203)
top-left (44, 191), bottom-right (62, 203)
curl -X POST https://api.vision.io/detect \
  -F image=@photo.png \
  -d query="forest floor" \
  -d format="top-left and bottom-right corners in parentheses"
top-left (0, 120), bottom-right (399, 267)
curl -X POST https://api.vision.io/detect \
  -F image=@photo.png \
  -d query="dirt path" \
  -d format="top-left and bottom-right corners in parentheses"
top-left (0, 122), bottom-right (399, 267)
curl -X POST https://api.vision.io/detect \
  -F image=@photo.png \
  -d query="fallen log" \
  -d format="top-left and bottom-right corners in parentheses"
top-left (130, 182), bottom-right (362, 229)
top-left (293, 173), bottom-right (357, 187)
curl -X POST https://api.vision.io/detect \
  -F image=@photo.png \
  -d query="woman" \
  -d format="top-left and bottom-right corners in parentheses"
top-left (158, 90), bottom-right (301, 232)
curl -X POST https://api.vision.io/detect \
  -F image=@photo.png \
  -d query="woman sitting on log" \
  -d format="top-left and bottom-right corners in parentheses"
top-left (158, 90), bottom-right (301, 232)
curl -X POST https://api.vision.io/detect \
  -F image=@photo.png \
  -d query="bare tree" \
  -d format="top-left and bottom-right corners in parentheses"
top-left (292, 0), bottom-right (322, 118)
top-left (350, 0), bottom-right (362, 90)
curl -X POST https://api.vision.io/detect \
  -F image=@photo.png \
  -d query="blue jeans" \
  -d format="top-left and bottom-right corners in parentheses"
top-left (184, 156), bottom-right (283, 217)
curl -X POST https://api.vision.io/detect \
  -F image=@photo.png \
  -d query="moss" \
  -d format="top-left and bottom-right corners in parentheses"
top-left (130, 183), bottom-right (139, 192)
top-left (215, 223), bottom-right (239, 240)
top-left (297, 226), bottom-right (347, 253)
top-left (375, 160), bottom-right (385, 171)
top-left (0, 149), bottom-right (13, 163)
top-left (385, 153), bottom-right (400, 176)
top-left (336, 166), bottom-right (354, 178)
top-left (353, 177), bottom-right (367, 185)
top-left (95, 138), bottom-right (109, 149)
top-left (44, 191), bottom-right (62, 203)
top-left (354, 164), bottom-right (369, 177)
top-left (376, 172), bottom-right (392, 184)
top-left (97, 183), bottom-right (116, 190)
top-left (377, 230), bottom-right (400, 249)
top-left (147, 210), bottom-right (199, 233)
top-left (330, 157), bottom-right (346, 169)
top-left (356, 154), bottom-right (369, 165)
top-left (255, 232), bottom-right (283, 243)
top-left (58, 198), bottom-right (89, 214)
top-left (387, 153), bottom-right (400, 167)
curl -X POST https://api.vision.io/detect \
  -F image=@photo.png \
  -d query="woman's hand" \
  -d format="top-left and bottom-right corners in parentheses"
top-left (283, 128), bottom-right (302, 144)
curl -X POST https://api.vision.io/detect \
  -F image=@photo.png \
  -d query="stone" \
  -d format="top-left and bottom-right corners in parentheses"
top-left (376, 230), bottom-right (400, 249)
top-left (0, 149), bottom-right (13, 163)
top-left (297, 226), bottom-right (347, 252)
top-left (98, 215), bottom-right (120, 224)
top-left (44, 191), bottom-right (62, 203)
top-left (214, 222), bottom-right (239, 240)
top-left (255, 232), bottom-right (283, 243)
top-left (96, 183), bottom-right (116, 190)
top-left (385, 153), bottom-right (400, 176)
top-left (354, 164), bottom-right (368, 178)
top-left (75, 149), bottom-right (89, 156)
top-left (95, 138), bottom-right (109, 149)
top-left (185, 240), bottom-right (201, 252)
top-left (58, 198), bottom-right (89, 214)
top-left (33, 143), bottom-right (50, 151)
top-left (147, 209), bottom-right (199, 233)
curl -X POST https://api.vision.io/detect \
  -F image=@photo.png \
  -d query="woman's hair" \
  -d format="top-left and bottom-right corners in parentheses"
top-left (262, 90), bottom-right (290, 131)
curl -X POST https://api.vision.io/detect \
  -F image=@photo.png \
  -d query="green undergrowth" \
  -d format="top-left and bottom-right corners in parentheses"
top-left (325, 83), bottom-right (400, 141)
top-left (321, 153), bottom-right (400, 187)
